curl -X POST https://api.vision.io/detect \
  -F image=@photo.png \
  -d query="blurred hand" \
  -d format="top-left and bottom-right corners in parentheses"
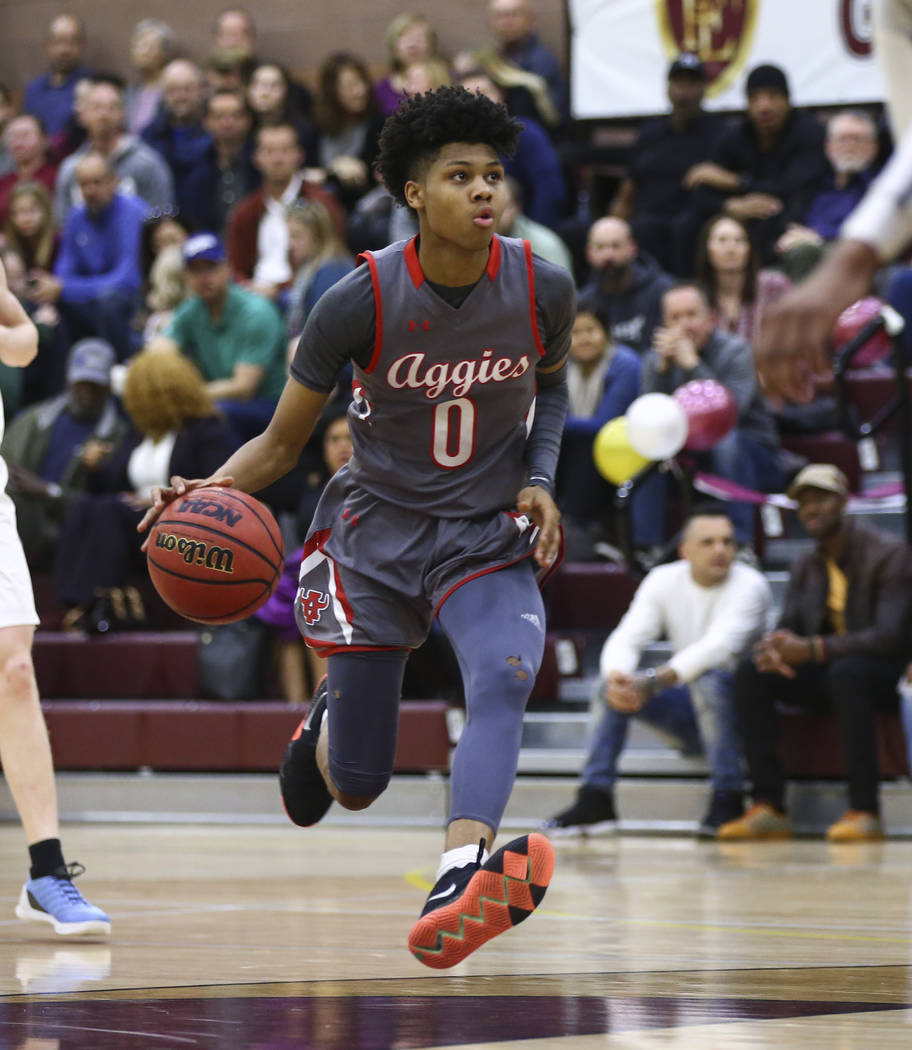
top-left (682, 162), bottom-right (740, 190)
top-left (653, 326), bottom-right (698, 370)
top-left (7, 465), bottom-right (55, 499)
top-left (776, 223), bottom-right (823, 255)
top-left (27, 270), bottom-right (62, 305)
top-left (725, 193), bottom-right (783, 220)
top-left (605, 670), bottom-right (643, 712)
top-left (80, 439), bottom-right (113, 471)
top-left (329, 155), bottom-right (368, 187)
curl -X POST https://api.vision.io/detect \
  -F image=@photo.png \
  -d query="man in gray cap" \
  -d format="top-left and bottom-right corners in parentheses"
top-left (1, 337), bottom-right (128, 569)
top-left (719, 463), bottom-right (912, 842)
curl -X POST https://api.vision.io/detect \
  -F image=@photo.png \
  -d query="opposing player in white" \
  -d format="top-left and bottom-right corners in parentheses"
top-left (0, 257), bottom-right (109, 935)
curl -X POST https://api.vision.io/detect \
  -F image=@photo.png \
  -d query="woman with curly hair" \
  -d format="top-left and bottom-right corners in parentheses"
top-left (140, 84), bottom-right (574, 967)
top-left (55, 349), bottom-right (236, 629)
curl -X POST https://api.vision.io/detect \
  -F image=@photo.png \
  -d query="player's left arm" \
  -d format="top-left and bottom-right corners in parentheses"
top-left (0, 259), bottom-right (38, 368)
top-left (519, 255), bottom-right (576, 567)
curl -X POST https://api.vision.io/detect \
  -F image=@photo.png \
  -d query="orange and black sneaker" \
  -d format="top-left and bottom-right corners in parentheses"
top-left (408, 833), bottom-right (555, 969)
top-left (278, 676), bottom-right (333, 827)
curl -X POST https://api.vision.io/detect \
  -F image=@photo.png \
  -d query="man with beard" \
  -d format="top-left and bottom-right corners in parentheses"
top-left (578, 216), bottom-right (673, 353)
top-left (719, 465), bottom-right (912, 843)
top-left (775, 110), bottom-right (882, 280)
top-left (1, 337), bottom-right (127, 570)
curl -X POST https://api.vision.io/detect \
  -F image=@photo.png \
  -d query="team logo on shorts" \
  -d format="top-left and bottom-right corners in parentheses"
top-left (299, 588), bottom-right (330, 625)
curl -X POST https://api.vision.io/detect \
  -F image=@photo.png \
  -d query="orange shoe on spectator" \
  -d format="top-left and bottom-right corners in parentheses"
top-left (717, 803), bottom-right (792, 840)
top-left (826, 810), bottom-right (884, 842)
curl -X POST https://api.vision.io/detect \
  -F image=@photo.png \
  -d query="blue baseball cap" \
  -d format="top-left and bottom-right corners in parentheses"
top-left (183, 232), bottom-right (226, 264)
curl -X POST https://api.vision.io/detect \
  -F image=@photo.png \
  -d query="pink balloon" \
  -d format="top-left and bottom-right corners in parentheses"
top-left (831, 296), bottom-right (891, 367)
top-left (673, 379), bottom-right (738, 451)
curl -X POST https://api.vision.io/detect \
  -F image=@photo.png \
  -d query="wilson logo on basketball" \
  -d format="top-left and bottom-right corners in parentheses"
top-left (154, 532), bottom-right (236, 574)
top-left (177, 497), bottom-right (243, 527)
top-left (299, 588), bottom-right (330, 625)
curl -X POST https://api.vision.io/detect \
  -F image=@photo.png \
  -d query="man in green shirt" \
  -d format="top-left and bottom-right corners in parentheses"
top-left (159, 232), bottom-right (287, 442)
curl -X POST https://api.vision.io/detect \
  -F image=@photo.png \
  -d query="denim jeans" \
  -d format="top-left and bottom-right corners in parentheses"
top-left (582, 668), bottom-right (742, 794)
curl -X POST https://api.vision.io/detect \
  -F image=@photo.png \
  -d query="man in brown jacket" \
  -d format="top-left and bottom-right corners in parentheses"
top-left (720, 464), bottom-right (912, 842)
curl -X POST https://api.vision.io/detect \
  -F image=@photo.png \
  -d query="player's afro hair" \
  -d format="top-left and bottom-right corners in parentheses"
top-left (376, 85), bottom-right (522, 208)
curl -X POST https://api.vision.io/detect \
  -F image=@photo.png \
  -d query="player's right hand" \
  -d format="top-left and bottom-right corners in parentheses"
top-left (136, 474), bottom-right (234, 550)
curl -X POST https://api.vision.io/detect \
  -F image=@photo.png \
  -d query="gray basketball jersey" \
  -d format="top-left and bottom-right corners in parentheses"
top-left (349, 235), bottom-right (545, 518)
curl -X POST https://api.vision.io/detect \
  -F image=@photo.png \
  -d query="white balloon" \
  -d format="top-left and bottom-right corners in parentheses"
top-left (625, 393), bottom-right (689, 460)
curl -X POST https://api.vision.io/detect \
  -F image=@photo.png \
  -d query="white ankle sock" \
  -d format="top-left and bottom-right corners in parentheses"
top-left (436, 843), bottom-right (489, 882)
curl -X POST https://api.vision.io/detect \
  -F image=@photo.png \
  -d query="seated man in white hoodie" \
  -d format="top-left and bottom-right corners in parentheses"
top-left (542, 504), bottom-right (773, 838)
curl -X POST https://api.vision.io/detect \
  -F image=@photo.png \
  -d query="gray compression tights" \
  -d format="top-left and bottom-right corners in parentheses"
top-left (325, 561), bottom-right (545, 830)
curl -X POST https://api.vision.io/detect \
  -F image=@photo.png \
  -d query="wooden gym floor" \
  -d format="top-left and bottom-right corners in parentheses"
top-left (1, 822), bottom-right (911, 1048)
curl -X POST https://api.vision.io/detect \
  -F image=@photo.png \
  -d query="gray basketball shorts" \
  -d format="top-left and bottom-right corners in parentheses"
top-left (294, 473), bottom-right (542, 656)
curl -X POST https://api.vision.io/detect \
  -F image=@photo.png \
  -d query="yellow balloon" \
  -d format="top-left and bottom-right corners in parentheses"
top-left (592, 417), bottom-right (652, 485)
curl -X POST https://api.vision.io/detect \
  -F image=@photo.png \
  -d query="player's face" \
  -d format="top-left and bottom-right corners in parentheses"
top-left (680, 515), bottom-right (735, 585)
top-left (406, 142), bottom-right (506, 253)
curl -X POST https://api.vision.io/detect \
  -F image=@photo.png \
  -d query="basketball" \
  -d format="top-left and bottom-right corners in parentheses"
top-left (146, 486), bottom-right (284, 624)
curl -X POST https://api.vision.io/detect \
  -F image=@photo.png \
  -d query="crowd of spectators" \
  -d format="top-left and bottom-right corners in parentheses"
top-left (3, 2), bottom-right (911, 839)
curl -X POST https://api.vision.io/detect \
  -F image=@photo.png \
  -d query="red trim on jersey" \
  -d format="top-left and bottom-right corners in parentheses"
top-left (433, 520), bottom-right (566, 616)
top-left (434, 550), bottom-right (534, 617)
top-left (523, 240), bottom-right (547, 359)
top-left (330, 559), bottom-right (355, 627)
top-left (485, 235), bottom-right (502, 280)
top-left (404, 236), bottom-right (424, 288)
top-left (301, 638), bottom-right (407, 658)
top-left (359, 250), bottom-right (384, 373)
top-left (303, 527), bottom-right (332, 557)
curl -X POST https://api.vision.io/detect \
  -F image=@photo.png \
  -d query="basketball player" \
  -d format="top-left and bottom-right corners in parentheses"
top-left (139, 85), bottom-right (574, 967)
top-left (0, 257), bottom-right (109, 935)
top-left (755, 0), bottom-right (912, 400)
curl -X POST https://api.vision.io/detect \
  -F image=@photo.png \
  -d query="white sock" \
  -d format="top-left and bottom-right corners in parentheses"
top-left (435, 842), bottom-right (489, 882)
